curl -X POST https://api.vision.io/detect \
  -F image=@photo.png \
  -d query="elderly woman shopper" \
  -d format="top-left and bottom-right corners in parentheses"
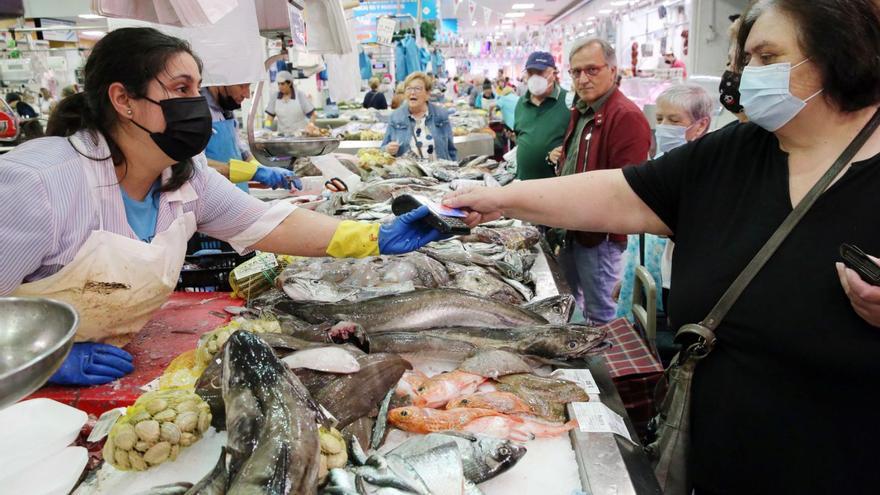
top-left (381, 72), bottom-right (456, 161)
top-left (615, 83), bottom-right (714, 327)
top-left (445, 1), bottom-right (880, 493)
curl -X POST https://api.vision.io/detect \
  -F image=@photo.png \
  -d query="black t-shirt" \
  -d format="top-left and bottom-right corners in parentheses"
top-left (623, 122), bottom-right (880, 494)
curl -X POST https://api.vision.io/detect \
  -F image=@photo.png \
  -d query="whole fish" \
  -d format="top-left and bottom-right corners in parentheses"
top-left (457, 350), bottom-right (535, 378)
top-left (184, 447), bottom-right (227, 495)
top-left (394, 369), bottom-right (429, 400)
top-left (462, 416), bottom-right (578, 442)
top-left (368, 324), bottom-right (607, 361)
top-left (413, 370), bottom-right (486, 408)
top-left (495, 373), bottom-right (590, 423)
top-left (449, 267), bottom-right (525, 305)
top-left (302, 353), bottom-right (411, 430)
top-left (459, 226), bottom-right (541, 251)
top-left (446, 392), bottom-right (534, 416)
top-left (281, 347), bottom-right (361, 373)
top-left (522, 295), bottom-right (576, 325)
top-left (388, 431), bottom-right (527, 484)
top-left (388, 406), bottom-right (509, 434)
top-left (277, 289), bottom-right (548, 332)
top-left (132, 483), bottom-right (193, 495)
top-left (223, 331), bottom-right (320, 495)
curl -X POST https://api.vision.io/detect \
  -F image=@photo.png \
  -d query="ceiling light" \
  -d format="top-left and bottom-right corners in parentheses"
top-left (610, 1), bottom-right (629, 5)
top-left (511, 3), bottom-right (534, 9)
top-left (78, 14), bottom-right (105, 19)
top-left (504, 12), bottom-right (526, 18)
top-left (598, 9), bottom-right (613, 14)
top-left (81, 30), bottom-right (106, 37)
top-left (502, 19), bottom-right (514, 24)
top-left (587, 16), bottom-right (597, 20)
top-left (587, 28), bottom-right (597, 34)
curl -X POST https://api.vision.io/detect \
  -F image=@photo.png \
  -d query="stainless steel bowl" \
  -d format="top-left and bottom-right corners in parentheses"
top-left (0, 298), bottom-right (79, 409)
top-left (251, 136), bottom-right (343, 167)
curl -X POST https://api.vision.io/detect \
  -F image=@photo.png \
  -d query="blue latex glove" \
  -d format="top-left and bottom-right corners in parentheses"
top-left (253, 166), bottom-right (302, 190)
top-left (379, 205), bottom-right (450, 255)
top-left (48, 342), bottom-right (135, 386)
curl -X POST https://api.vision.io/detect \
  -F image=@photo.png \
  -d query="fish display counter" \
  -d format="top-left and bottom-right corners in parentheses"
top-left (52, 151), bottom-right (661, 495)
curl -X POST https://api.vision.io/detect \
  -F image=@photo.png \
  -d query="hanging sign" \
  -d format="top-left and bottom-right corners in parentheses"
top-left (468, 0), bottom-right (476, 21)
top-left (454, 0), bottom-right (464, 14)
top-left (376, 17), bottom-right (397, 45)
top-left (483, 6), bottom-right (492, 25)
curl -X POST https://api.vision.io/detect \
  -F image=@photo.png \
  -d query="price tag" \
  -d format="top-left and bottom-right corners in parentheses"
top-left (570, 402), bottom-right (633, 443)
top-left (87, 407), bottom-right (126, 442)
top-left (376, 17), bottom-right (397, 46)
top-left (551, 368), bottom-right (601, 395)
top-left (140, 377), bottom-right (161, 393)
top-left (231, 252), bottom-right (278, 280)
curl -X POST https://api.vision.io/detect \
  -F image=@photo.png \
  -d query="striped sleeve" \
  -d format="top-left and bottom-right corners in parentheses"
top-left (0, 164), bottom-right (55, 295)
top-left (189, 158), bottom-right (275, 251)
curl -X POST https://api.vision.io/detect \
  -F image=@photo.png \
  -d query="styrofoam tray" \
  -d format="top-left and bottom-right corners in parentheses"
top-left (0, 446), bottom-right (88, 495)
top-left (0, 398), bottom-right (87, 475)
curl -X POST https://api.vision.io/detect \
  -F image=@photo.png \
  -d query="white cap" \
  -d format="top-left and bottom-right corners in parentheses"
top-left (276, 71), bottom-right (293, 84)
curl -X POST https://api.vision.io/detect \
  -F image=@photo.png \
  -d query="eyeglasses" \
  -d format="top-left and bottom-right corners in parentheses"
top-left (568, 64), bottom-right (608, 79)
top-left (405, 86), bottom-right (426, 93)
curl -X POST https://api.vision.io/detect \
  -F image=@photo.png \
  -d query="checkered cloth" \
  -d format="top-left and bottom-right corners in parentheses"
top-left (599, 317), bottom-right (664, 378)
top-left (598, 317), bottom-right (665, 441)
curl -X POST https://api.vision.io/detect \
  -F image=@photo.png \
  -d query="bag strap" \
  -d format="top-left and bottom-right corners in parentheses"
top-left (701, 107), bottom-right (880, 332)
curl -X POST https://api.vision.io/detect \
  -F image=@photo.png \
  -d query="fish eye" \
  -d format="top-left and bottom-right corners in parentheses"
top-left (460, 399), bottom-right (469, 404)
top-left (400, 410), bottom-right (409, 417)
top-left (567, 341), bottom-right (578, 349)
top-left (498, 447), bottom-right (510, 456)
top-left (417, 386), bottom-right (425, 392)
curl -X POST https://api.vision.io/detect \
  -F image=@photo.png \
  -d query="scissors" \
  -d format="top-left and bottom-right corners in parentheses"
top-left (324, 177), bottom-right (348, 192)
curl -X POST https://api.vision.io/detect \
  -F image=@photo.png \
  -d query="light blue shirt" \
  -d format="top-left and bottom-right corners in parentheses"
top-left (120, 180), bottom-right (161, 242)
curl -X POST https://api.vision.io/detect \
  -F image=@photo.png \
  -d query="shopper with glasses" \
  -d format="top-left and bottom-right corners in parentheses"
top-left (381, 72), bottom-right (457, 161)
top-left (548, 37), bottom-right (651, 325)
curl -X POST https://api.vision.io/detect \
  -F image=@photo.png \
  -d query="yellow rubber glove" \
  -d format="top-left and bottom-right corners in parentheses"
top-left (229, 158), bottom-right (260, 183)
top-left (325, 220), bottom-right (380, 258)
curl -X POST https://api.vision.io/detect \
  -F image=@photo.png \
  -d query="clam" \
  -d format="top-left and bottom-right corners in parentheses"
top-left (144, 441), bottom-right (171, 465)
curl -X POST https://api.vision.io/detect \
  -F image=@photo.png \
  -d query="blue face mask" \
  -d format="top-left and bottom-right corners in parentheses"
top-left (739, 59), bottom-right (822, 131)
top-left (655, 124), bottom-right (691, 156)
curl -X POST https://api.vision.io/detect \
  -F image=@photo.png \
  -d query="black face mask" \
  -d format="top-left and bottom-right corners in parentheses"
top-left (131, 96), bottom-right (213, 162)
top-left (719, 70), bottom-right (744, 114)
top-left (217, 87), bottom-right (241, 111)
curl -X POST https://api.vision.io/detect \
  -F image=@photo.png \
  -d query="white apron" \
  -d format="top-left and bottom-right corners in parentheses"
top-left (274, 97), bottom-right (308, 135)
top-left (13, 138), bottom-right (197, 345)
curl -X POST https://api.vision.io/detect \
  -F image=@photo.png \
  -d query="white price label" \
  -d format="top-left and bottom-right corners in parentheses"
top-left (87, 407), bottom-right (126, 442)
top-left (376, 18), bottom-right (397, 46)
top-left (571, 402), bottom-right (633, 443)
top-left (232, 252), bottom-right (278, 280)
top-left (551, 368), bottom-right (601, 395)
top-left (140, 377), bottom-right (161, 393)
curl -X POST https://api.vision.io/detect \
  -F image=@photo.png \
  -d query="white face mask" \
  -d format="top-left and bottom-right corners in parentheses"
top-left (527, 74), bottom-right (549, 96)
top-left (739, 59), bottom-right (823, 131)
top-left (654, 124), bottom-right (692, 156)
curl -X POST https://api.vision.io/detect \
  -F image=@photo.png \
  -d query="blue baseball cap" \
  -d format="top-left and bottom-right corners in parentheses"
top-left (525, 51), bottom-right (556, 71)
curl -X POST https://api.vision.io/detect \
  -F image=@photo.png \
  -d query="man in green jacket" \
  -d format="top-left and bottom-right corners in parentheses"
top-left (513, 52), bottom-right (571, 180)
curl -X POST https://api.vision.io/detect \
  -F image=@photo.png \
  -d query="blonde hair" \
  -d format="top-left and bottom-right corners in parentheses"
top-left (369, 77), bottom-right (380, 91)
top-left (403, 72), bottom-right (433, 92)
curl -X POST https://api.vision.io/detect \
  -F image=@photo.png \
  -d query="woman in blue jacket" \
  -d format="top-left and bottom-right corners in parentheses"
top-left (381, 72), bottom-right (457, 161)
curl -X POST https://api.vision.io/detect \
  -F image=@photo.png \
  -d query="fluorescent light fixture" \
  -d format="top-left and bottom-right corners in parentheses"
top-left (472, 20), bottom-right (477, 26)
top-left (511, 3), bottom-right (534, 8)
top-left (501, 24), bottom-right (513, 30)
top-left (610, 1), bottom-right (629, 5)
top-left (502, 18), bottom-right (514, 24)
top-left (587, 28), bottom-right (597, 34)
top-left (78, 14), bottom-right (105, 19)
top-left (81, 30), bottom-right (106, 37)
top-left (598, 9), bottom-right (613, 14)
top-left (504, 12), bottom-right (526, 18)
top-left (587, 16), bottom-right (597, 20)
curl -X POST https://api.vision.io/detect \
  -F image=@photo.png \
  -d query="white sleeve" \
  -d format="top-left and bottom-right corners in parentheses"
top-left (298, 90), bottom-right (315, 116)
top-left (265, 95), bottom-right (277, 116)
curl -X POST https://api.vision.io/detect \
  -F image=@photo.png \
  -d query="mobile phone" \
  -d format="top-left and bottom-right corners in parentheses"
top-left (391, 194), bottom-right (471, 235)
top-left (839, 243), bottom-right (880, 286)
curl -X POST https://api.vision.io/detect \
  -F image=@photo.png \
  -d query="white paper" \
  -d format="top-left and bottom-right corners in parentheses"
top-left (87, 407), bottom-right (126, 442)
top-left (551, 368), bottom-right (601, 395)
top-left (139, 377), bottom-right (161, 393)
top-left (570, 402), bottom-right (633, 443)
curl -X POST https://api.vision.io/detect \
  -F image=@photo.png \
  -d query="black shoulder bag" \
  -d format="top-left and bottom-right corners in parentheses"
top-left (646, 108), bottom-right (880, 495)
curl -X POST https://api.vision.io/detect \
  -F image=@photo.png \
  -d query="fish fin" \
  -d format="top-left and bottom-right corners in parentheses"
top-left (502, 413), bottom-right (525, 423)
top-left (509, 426), bottom-right (535, 443)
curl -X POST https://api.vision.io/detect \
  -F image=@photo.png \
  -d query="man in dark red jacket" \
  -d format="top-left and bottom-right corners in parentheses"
top-left (550, 38), bottom-right (651, 324)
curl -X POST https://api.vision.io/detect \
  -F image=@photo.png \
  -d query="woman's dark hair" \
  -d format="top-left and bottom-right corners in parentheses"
top-left (47, 27), bottom-right (203, 192)
top-left (735, 0), bottom-right (880, 112)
